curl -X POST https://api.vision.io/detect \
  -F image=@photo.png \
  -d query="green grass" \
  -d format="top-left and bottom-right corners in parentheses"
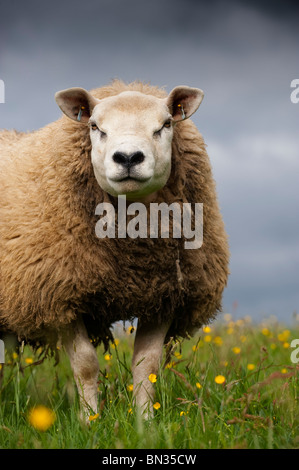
top-left (0, 315), bottom-right (298, 449)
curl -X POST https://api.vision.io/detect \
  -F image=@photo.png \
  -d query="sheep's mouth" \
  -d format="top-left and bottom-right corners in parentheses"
top-left (110, 176), bottom-right (151, 183)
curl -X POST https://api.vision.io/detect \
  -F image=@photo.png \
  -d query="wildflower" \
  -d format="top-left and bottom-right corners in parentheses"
top-left (214, 336), bottom-right (223, 346)
top-left (104, 354), bottom-right (111, 361)
top-left (88, 413), bottom-right (99, 422)
top-left (12, 352), bottom-right (18, 359)
top-left (28, 405), bottom-right (56, 432)
top-left (220, 360), bottom-right (228, 367)
top-left (227, 327), bottom-right (234, 335)
top-left (148, 373), bottom-right (157, 383)
top-left (165, 361), bottom-right (175, 369)
top-left (111, 339), bottom-right (119, 349)
top-left (25, 357), bottom-right (33, 364)
top-left (127, 326), bottom-right (136, 334)
top-left (180, 411), bottom-right (188, 416)
top-left (281, 368), bottom-right (288, 374)
top-left (232, 347), bottom-right (241, 354)
top-left (278, 330), bottom-right (290, 342)
top-left (127, 384), bottom-right (134, 392)
top-left (270, 343), bottom-right (277, 350)
top-left (128, 408), bottom-right (133, 414)
top-left (240, 335), bottom-right (247, 343)
top-left (204, 335), bottom-right (212, 343)
top-left (283, 342), bottom-right (290, 349)
top-left (215, 375), bottom-right (226, 384)
top-left (262, 328), bottom-right (270, 336)
top-left (153, 402), bottom-right (161, 410)
top-left (247, 363), bottom-right (255, 371)
top-left (174, 351), bottom-right (182, 359)
top-left (192, 345), bottom-right (198, 352)
top-left (195, 382), bottom-right (202, 389)
top-left (203, 326), bottom-right (211, 333)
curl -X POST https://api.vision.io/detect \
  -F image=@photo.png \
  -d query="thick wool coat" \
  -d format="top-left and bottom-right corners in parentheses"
top-left (0, 81), bottom-right (229, 348)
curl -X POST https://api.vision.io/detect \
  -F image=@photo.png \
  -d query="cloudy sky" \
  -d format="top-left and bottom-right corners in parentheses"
top-left (1, 0), bottom-right (298, 322)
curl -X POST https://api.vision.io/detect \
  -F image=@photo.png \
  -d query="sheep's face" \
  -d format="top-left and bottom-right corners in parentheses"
top-left (55, 85), bottom-right (203, 201)
top-left (89, 92), bottom-right (175, 200)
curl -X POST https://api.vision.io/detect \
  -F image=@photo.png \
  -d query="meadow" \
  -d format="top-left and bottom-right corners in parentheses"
top-left (0, 313), bottom-right (298, 450)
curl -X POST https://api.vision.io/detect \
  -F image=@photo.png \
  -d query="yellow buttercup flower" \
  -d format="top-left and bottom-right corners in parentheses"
top-left (232, 347), bottom-right (241, 354)
top-left (28, 405), bottom-right (56, 431)
top-left (214, 336), bottom-right (223, 346)
top-left (215, 375), bottom-right (226, 385)
top-left (204, 335), bottom-right (212, 343)
top-left (127, 384), bottom-right (134, 392)
top-left (196, 382), bottom-right (202, 389)
top-left (127, 326), bottom-right (136, 334)
top-left (262, 327), bottom-right (270, 336)
top-left (104, 354), bottom-right (112, 361)
top-left (174, 351), bottom-right (182, 359)
top-left (278, 330), bottom-right (290, 342)
top-left (153, 402), bottom-right (161, 410)
top-left (203, 326), bottom-right (211, 333)
top-left (247, 363), bottom-right (255, 371)
top-left (88, 413), bottom-right (99, 422)
top-left (148, 373), bottom-right (157, 383)
top-left (25, 357), bottom-right (33, 364)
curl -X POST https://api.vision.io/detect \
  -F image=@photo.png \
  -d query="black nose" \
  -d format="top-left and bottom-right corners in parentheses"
top-left (112, 151), bottom-right (145, 168)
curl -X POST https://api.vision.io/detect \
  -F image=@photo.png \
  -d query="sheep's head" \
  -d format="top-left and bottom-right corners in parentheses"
top-left (55, 85), bottom-right (203, 201)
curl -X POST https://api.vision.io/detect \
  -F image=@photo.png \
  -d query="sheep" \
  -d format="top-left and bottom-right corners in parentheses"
top-left (0, 80), bottom-right (229, 418)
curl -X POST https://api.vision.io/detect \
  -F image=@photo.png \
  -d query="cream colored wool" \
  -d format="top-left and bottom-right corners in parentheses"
top-left (0, 80), bottom-right (229, 349)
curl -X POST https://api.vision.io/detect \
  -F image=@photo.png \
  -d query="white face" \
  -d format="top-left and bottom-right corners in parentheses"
top-left (89, 91), bottom-right (174, 200)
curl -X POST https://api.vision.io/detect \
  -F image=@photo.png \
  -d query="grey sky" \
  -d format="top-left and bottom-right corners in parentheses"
top-left (0, 0), bottom-right (298, 322)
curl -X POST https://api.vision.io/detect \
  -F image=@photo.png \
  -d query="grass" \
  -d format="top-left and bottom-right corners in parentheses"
top-left (0, 314), bottom-right (298, 449)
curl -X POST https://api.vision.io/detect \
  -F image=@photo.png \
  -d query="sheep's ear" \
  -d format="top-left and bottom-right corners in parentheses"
top-left (166, 86), bottom-right (204, 122)
top-left (55, 87), bottom-right (99, 123)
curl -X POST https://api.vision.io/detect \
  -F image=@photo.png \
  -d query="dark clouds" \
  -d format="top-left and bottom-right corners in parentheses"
top-left (0, 0), bottom-right (298, 321)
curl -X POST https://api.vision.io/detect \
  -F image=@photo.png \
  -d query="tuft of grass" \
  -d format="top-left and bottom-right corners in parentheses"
top-left (0, 315), bottom-right (298, 449)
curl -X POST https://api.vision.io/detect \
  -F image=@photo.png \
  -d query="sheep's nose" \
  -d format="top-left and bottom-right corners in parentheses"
top-left (112, 151), bottom-right (145, 168)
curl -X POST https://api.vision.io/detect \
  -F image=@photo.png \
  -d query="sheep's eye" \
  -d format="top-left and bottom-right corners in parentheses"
top-left (154, 120), bottom-right (172, 137)
top-left (90, 123), bottom-right (107, 138)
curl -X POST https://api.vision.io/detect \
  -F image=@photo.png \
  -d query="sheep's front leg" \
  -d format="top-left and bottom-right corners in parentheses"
top-left (62, 316), bottom-right (99, 418)
top-left (132, 319), bottom-right (171, 419)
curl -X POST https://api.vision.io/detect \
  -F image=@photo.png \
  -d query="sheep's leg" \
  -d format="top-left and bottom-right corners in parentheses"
top-left (62, 316), bottom-right (99, 419)
top-left (132, 319), bottom-right (171, 419)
